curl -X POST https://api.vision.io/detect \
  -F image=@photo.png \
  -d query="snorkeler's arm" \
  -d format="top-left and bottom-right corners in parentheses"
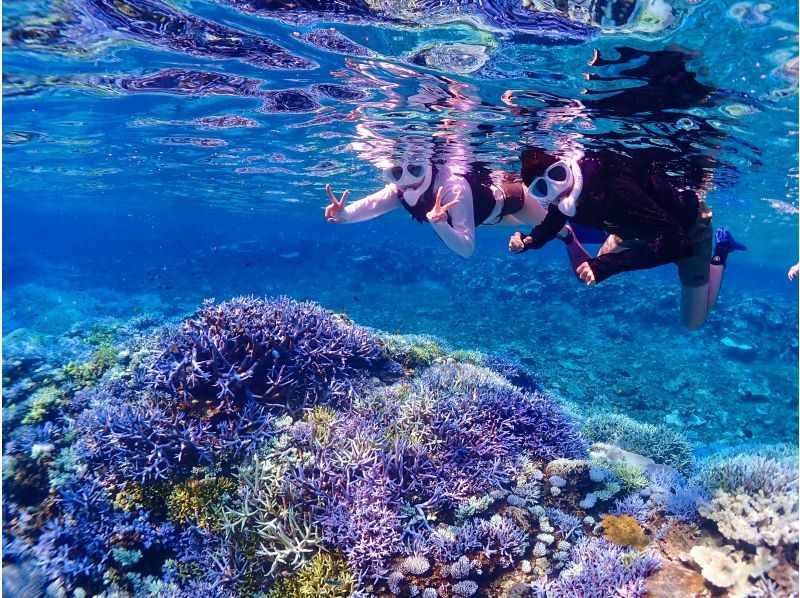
top-left (336, 184), bottom-right (402, 223)
top-left (586, 231), bottom-right (692, 282)
top-left (430, 181), bottom-right (476, 258)
top-left (520, 203), bottom-right (569, 250)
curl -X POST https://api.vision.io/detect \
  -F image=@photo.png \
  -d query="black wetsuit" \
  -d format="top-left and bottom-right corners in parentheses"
top-left (520, 150), bottom-right (703, 283)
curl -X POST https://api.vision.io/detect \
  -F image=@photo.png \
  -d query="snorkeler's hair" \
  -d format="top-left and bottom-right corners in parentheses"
top-left (520, 148), bottom-right (560, 186)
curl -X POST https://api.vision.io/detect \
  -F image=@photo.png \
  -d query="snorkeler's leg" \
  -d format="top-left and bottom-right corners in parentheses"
top-left (680, 283), bottom-right (712, 330)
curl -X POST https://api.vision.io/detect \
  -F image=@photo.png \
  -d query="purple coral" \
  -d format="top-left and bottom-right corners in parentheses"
top-left (482, 354), bottom-right (541, 392)
top-left (531, 537), bottom-right (661, 598)
top-left (422, 365), bottom-right (588, 502)
top-left (611, 495), bottom-right (652, 525)
top-left (75, 396), bottom-right (214, 483)
top-left (546, 507), bottom-right (584, 539)
top-left (147, 296), bottom-right (380, 409)
top-left (474, 515), bottom-right (528, 568)
top-left (75, 390), bottom-right (274, 483)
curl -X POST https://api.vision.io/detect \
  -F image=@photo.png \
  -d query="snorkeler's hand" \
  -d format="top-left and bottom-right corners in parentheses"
top-left (509, 232), bottom-right (529, 254)
top-left (427, 186), bottom-right (460, 224)
top-left (325, 184), bottom-right (349, 222)
top-left (576, 261), bottom-right (597, 286)
top-left (789, 264), bottom-right (799, 281)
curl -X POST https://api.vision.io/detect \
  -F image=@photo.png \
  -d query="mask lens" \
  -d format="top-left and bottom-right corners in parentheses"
top-left (532, 178), bottom-right (549, 197)
top-left (407, 164), bottom-right (423, 177)
top-left (390, 166), bottom-right (404, 181)
top-left (547, 164), bottom-right (568, 182)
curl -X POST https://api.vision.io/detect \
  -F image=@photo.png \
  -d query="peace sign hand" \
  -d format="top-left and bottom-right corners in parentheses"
top-left (325, 184), bottom-right (349, 222)
top-left (426, 186), bottom-right (460, 224)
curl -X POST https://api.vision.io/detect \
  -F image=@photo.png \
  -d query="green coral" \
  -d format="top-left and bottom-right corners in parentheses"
top-left (22, 385), bottom-right (63, 424)
top-left (606, 462), bottom-right (649, 492)
top-left (449, 349), bottom-right (485, 365)
top-left (166, 477), bottom-right (236, 529)
top-left (582, 413), bottom-right (693, 471)
top-left (63, 344), bottom-right (118, 389)
top-left (111, 547), bottom-right (143, 567)
top-left (378, 333), bottom-right (448, 368)
top-left (455, 494), bottom-right (495, 521)
top-left (269, 552), bottom-right (356, 598)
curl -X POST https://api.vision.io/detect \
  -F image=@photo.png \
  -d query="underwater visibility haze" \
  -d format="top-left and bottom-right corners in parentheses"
top-left (2, 0), bottom-right (799, 595)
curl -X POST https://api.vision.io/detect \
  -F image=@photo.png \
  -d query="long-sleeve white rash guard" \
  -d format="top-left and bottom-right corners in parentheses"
top-left (334, 169), bottom-right (477, 258)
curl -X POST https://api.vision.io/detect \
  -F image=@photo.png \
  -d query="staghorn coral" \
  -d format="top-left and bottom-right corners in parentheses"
top-left (474, 515), bottom-right (529, 568)
top-left (531, 537), bottom-right (660, 597)
top-left (75, 385), bottom-right (275, 484)
top-left (269, 552), bottom-right (357, 598)
top-left (610, 495), bottom-right (652, 524)
top-left (601, 514), bottom-right (648, 549)
top-left (582, 414), bottom-right (693, 471)
top-left (546, 508), bottom-right (583, 539)
top-left (148, 296), bottom-right (380, 408)
top-left (218, 443), bottom-right (322, 577)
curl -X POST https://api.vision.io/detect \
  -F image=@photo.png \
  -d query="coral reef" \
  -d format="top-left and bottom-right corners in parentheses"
top-left (2, 297), bottom-right (797, 597)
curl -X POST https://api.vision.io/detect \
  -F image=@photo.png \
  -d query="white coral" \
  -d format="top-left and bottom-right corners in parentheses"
top-left (690, 545), bottom-right (778, 598)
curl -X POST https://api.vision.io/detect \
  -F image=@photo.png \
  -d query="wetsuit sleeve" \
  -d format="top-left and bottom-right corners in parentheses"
top-left (337, 184), bottom-right (401, 223)
top-left (430, 178), bottom-right (476, 258)
top-left (521, 203), bottom-right (568, 250)
top-left (586, 178), bottom-right (693, 283)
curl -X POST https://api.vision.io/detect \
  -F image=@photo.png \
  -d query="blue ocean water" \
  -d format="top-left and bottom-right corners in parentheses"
top-left (3, 0), bottom-right (799, 596)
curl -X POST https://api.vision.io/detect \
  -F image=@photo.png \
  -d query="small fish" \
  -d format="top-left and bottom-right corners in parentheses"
top-left (271, 349), bottom-right (280, 359)
top-left (324, 579), bottom-right (342, 587)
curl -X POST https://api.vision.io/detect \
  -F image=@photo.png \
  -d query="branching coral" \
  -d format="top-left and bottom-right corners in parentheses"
top-left (147, 296), bottom-right (380, 409)
top-left (75, 388), bottom-right (275, 483)
top-left (582, 414), bottom-right (693, 471)
top-left (531, 537), bottom-right (660, 597)
top-left (269, 552), bottom-right (357, 597)
top-left (474, 515), bottom-right (529, 568)
top-left (34, 474), bottom-right (177, 592)
top-left (218, 444), bottom-right (322, 578)
top-left (166, 477), bottom-right (236, 529)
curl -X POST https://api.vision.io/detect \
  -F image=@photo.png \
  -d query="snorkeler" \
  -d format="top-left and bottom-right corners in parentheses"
top-left (324, 161), bottom-right (591, 266)
top-left (508, 148), bottom-right (747, 329)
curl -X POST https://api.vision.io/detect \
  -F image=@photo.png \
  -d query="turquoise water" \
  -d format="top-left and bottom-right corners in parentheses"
top-left (3, 0), bottom-right (799, 596)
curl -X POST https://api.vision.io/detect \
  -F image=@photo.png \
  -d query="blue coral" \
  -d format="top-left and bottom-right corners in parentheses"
top-left (147, 296), bottom-right (380, 408)
top-left (33, 474), bottom-right (177, 592)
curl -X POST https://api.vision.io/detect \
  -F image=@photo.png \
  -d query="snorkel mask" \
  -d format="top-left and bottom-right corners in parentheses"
top-left (527, 159), bottom-right (582, 217)
top-left (384, 162), bottom-right (432, 206)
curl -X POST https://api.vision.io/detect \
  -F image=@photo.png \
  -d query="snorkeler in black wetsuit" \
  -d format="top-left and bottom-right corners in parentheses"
top-left (508, 47), bottom-right (748, 329)
top-left (509, 146), bottom-right (746, 329)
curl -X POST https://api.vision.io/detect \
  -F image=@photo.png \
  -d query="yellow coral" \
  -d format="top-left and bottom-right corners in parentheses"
top-left (304, 406), bottom-right (337, 442)
top-left (22, 386), bottom-right (62, 425)
top-left (269, 552), bottom-right (356, 598)
top-left (602, 514), bottom-right (648, 549)
top-left (166, 477), bottom-right (236, 529)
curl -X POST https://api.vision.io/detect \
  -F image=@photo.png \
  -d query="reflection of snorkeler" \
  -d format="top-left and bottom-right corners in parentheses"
top-left (509, 147), bottom-right (747, 329)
